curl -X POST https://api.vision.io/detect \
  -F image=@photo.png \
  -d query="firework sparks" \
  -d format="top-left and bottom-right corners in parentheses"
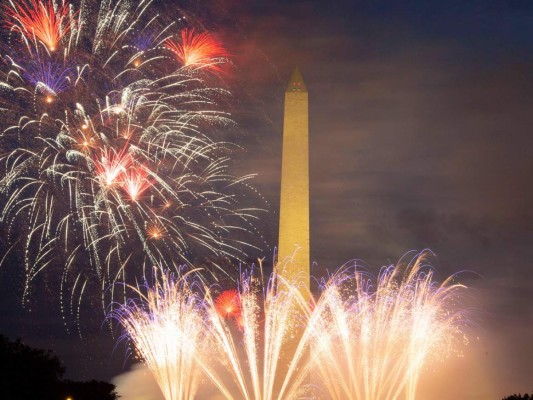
top-left (147, 223), bottom-right (165, 240)
top-left (113, 271), bottom-right (207, 400)
top-left (308, 251), bottom-right (468, 400)
top-left (202, 264), bottom-right (314, 400)
top-left (121, 166), bottom-right (152, 201)
top-left (0, 0), bottom-right (262, 320)
top-left (95, 147), bottom-right (133, 187)
top-left (114, 264), bottom-right (313, 400)
top-left (4, 0), bottom-right (76, 52)
top-left (214, 289), bottom-right (241, 320)
top-left (22, 58), bottom-right (72, 96)
top-left (165, 28), bottom-right (228, 71)
top-left (115, 252), bottom-right (469, 400)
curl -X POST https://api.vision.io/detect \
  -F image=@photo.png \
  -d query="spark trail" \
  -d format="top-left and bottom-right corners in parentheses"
top-left (115, 251), bottom-right (469, 400)
top-left (0, 0), bottom-right (260, 318)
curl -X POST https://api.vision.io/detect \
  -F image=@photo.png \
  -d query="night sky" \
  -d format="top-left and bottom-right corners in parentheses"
top-left (1, 1), bottom-right (533, 399)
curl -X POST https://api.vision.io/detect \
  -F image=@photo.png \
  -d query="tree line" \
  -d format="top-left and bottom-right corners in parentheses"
top-left (0, 335), bottom-right (118, 400)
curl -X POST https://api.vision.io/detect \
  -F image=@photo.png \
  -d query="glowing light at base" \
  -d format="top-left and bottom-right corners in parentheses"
top-left (115, 251), bottom-right (469, 400)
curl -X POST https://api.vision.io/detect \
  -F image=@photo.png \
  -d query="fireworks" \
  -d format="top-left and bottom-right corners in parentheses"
top-left (115, 252), bottom-right (469, 400)
top-left (214, 289), bottom-right (241, 320)
top-left (165, 28), bottom-right (228, 71)
top-left (114, 264), bottom-right (313, 400)
top-left (4, 0), bottom-right (76, 52)
top-left (0, 0), bottom-right (260, 316)
top-left (112, 271), bottom-right (207, 400)
top-left (95, 146), bottom-right (133, 187)
top-left (202, 264), bottom-right (312, 400)
top-left (0, 3), bottom-right (472, 398)
top-left (147, 223), bottom-right (165, 240)
top-left (308, 251), bottom-right (468, 400)
top-left (121, 166), bottom-right (151, 201)
top-left (22, 58), bottom-right (72, 96)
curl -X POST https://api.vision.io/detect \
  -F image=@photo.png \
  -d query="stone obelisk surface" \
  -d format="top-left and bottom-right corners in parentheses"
top-left (275, 68), bottom-right (311, 396)
top-left (278, 67), bottom-right (310, 300)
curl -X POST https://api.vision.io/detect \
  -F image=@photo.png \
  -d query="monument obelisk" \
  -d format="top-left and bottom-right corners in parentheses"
top-left (278, 67), bottom-right (310, 299)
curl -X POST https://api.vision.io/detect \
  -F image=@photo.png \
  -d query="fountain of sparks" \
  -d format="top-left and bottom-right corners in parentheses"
top-left (113, 251), bottom-right (469, 400)
top-left (112, 271), bottom-right (207, 400)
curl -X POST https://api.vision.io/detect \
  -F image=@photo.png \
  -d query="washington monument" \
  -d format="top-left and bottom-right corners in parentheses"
top-left (278, 67), bottom-right (310, 299)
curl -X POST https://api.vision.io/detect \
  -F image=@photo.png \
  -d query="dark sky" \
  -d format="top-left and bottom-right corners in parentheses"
top-left (229, 2), bottom-right (533, 397)
top-left (1, 1), bottom-right (533, 399)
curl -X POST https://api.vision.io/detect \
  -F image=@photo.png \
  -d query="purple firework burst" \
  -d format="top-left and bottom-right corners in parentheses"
top-left (23, 58), bottom-right (72, 96)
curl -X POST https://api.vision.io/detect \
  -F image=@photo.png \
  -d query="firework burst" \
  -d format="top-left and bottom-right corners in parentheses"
top-left (121, 165), bottom-right (152, 201)
top-left (114, 252), bottom-right (469, 400)
top-left (4, 0), bottom-right (76, 52)
top-left (22, 57), bottom-right (72, 96)
top-left (95, 146), bottom-right (133, 187)
top-left (166, 28), bottom-right (228, 71)
top-left (112, 270), bottom-right (207, 400)
top-left (114, 263), bottom-right (313, 400)
top-left (214, 289), bottom-right (241, 320)
top-left (201, 265), bottom-right (313, 400)
top-left (308, 251), bottom-right (468, 400)
top-left (0, 0), bottom-right (261, 319)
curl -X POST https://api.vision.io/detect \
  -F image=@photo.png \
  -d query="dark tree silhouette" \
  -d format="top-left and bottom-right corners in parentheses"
top-left (0, 334), bottom-right (64, 400)
top-left (0, 335), bottom-right (118, 400)
top-left (503, 394), bottom-right (533, 400)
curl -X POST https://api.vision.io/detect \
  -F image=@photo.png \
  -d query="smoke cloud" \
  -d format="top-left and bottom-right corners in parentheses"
top-left (112, 363), bottom-right (164, 400)
top-left (112, 363), bottom-right (227, 400)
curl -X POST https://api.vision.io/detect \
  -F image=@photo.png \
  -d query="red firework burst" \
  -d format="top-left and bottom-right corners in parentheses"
top-left (165, 28), bottom-right (227, 70)
top-left (4, 0), bottom-right (76, 52)
top-left (121, 166), bottom-right (152, 201)
top-left (95, 146), bottom-right (132, 187)
top-left (215, 289), bottom-right (241, 319)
